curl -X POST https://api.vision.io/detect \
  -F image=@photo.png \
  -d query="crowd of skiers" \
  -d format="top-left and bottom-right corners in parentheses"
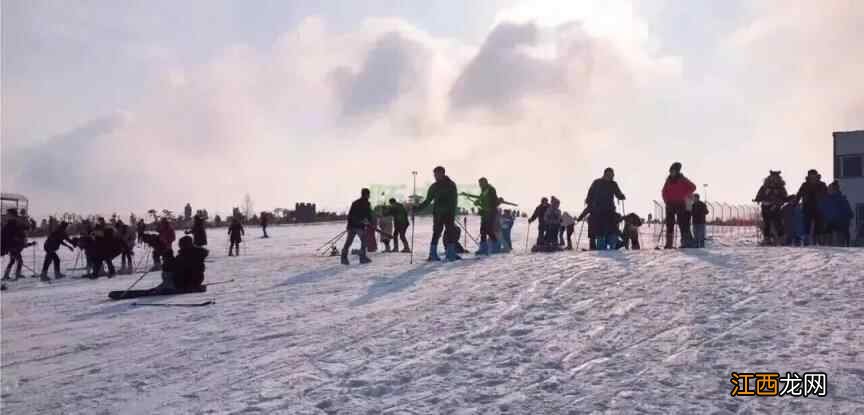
top-left (754, 169), bottom-right (855, 246)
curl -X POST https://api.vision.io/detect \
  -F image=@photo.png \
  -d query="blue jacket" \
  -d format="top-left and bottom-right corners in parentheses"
top-left (819, 193), bottom-right (853, 225)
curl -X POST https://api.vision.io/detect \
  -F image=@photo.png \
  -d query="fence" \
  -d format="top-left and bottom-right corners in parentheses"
top-left (650, 200), bottom-right (763, 246)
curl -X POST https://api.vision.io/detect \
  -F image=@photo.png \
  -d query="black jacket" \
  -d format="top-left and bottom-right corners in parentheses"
top-left (44, 228), bottom-right (73, 252)
top-left (586, 178), bottom-right (625, 214)
top-left (796, 180), bottom-right (827, 210)
top-left (347, 198), bottom-right (373, 229)
top-left (168, 246), bottom-right (208, 290)
top-left (529, 203), bottom-right (549, 224)
top-left (416, 176), bottom-right (459, 217)
top-left (691, 201), bottom-right (709, 225)
top-left (190, 219), bottom-right (207, 246)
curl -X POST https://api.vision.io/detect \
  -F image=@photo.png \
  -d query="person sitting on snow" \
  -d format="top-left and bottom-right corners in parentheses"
top-left (619, 213), bottom-right (644, 250)
top-left (158, 236), bottom-right (208, 292)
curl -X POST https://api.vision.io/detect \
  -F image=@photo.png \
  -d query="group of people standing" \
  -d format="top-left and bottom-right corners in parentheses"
top-left (754, 169), bottom-right (855, 246)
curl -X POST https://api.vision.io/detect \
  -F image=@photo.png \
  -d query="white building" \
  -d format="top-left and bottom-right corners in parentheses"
top-left (833, 130), bottom-right (864, 242)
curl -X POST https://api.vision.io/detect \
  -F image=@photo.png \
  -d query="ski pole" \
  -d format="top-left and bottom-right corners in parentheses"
top-left (316, 230), bottom-right (347, 253)
top-left (119, 268), bottom-right (153, 300)
top-left (524, 222), bottom-right (531, 253)
top-left (575, 220), bottom-right (585, 250)
top-left (410, 210), bottom-right (416, 265)
top-left (205, 279), bottom-right (235, 286)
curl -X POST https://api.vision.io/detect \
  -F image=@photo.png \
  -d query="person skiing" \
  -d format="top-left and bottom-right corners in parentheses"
top-left (560, 211), bottom-right (575, 250)
top-left (228, 217), bottom-right (245, 256)
top-left (796, 169), bottom-right (828, 245)
top-left (620, 213), bottom-right (643, 249)
top-left (691, 194), bottom-right (709, 248)
top-left (38, 221), bottom-right (75, 281)
top-left (753, 170), bottom-right (788, 245)
top-left (86, 227), bottom-right (124, 279)
top-left (2, 209), bottom-right (33, 281)
top-left (499, 209), bottom-right (516, 252)
top-left (662, 162), bottom-right (697, 248)
top-left (340, 188), bottom-right (374, 265)
top-left (539, 196), bottom-right (562, 251)
top-left (528, 198), bottom-right (550, 246)
top-left (136, 219), bottom-right (146, 245)
top-left (414, 166), bottom-right (460, 261)
top-left (472, 177), bottom-right (500, 255)
top-left (386, 198), bottom-right (411, 253)
top-left (819, 181), bottom-right (854, 246)
top-left (260, 211), bottom-right (269, 238)
top-left (115, 220), bottom-right (136, 274)
top-left (186, 214), bottom-right (208, 247)
top-left (378, 211), bottom-right (394, 252)
top-left (158, 236), bottom-right (208, 292)
top-left (780, 195), bottom-right (805, 246)
top-left (585, 168), bottom-right (626, 250)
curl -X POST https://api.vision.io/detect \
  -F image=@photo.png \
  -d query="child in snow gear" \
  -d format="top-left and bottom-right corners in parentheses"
top-left (754, 170), bottom-right (788, 244)
top-left (386, 199), bottom-right (411, 253)
top-left (560, 211), bottom-right (575, 250)
top-left (819, 181), bottom-right (854, 246)
top-left (534, 197), bottom-right (562, 252)
top-left (341, 188), bottom-right (374, 265)
top-left (690, 194), bottom-right (709, 248)
top-left (228, 218), bottom-right (244, 256)
top-left (158, 217), bottom-right (176, 252)
top-left (780, 195), bottom-right (805, 246)
top-left (662, 162), bottom-right (697, 248)
top-left (40, 222), bottom-right (75, 281)
top-left (585, 168), bottom-right (626, 251)
top-left (499, 210), bottom-right (516, 252)
top-left (620, 213), bottom-right (643, 249)
top-left (796, 169), bottom-right (828, 245)
top-left (158, 236), bottom-right (208, 291)
top-left (528, 198), bottom-right (550, 246)
top-left (186, 214), bottom-right (207, 247)
top-left (415, 166), bottom-right (460, 261)
top-left (140, 232), bottom-right (170, 270)
top-left (379, 213), bottom-right (394, 252)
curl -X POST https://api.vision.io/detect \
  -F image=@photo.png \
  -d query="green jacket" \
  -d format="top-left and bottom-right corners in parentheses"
top-left (417, 176), bottom-right (458, 217)
top-left (474, 184), bottom-right (499, 215)
top-left (387, 202), bottom-right (410, 226)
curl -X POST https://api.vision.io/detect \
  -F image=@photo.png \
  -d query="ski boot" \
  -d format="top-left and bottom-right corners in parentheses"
top-left (428, 242), bottom-right (441, 261)
top-left (490, 240), bottom-right (501, 254)
top-left (401, 247), bottom-right (411, 253)
top-left (40, 274), bottom-right (51, 282)
top-left (55, 273), bottom-right (66, 279)
top-left (359, 255), bottom-right (372, 264)
top-left (445, 244), bottom-right (462, 261)
top-left (340, 255), bottom-right (350, 265)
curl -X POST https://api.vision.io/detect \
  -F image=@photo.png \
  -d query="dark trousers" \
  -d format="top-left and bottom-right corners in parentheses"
top-left (41, 250), bottom-right (61, 275)
top-left (802, 206), bottom-right (824, 244)
top-left (761, 205), bottom-right (782, 240)
top-left (623, 229), bottom-right (640, 249)
top-left (393, 223), bottom-right (410, 251)
top-left (479, 212), bottom-right (498, 243)
top-left (121, 250), bottom-right (133, 269)
top-left (262, 225), bottom-right (268, 237)
top-left (431, 213), bottom-right (457, 245)
top-left (565, 224), bottom-right (574, 248)
top-left (666, 203), bottom-right (693, 248)
top-left (545, 223), bottom-right (560, 244)
top-left (92, 258), bottom-right (116, 276)
top-left (341, 227), bottom-right (368, 258)
top-left (536, 221), bottom-right (546, 245)
top-left (4, 250), bottom-right (24, 278)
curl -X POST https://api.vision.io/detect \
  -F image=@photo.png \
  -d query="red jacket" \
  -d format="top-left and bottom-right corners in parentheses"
top-left (662, 175), bottom-right (696, 204)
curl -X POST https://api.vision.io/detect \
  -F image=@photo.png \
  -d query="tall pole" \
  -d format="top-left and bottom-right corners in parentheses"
top-left (410, 171), bottom-right (417, 264)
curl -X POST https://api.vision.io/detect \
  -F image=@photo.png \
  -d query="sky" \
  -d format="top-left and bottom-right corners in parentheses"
top-left (2, 0), bottom-right (863, 219)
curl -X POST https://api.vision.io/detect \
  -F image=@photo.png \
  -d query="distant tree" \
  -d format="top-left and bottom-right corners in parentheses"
top-left (161, 209), bottom-right (175, 220)
top-left (214, 215), bottom-right (222, 226)
top-left (242, 194), bottom-right (254, 221)
top-left (184, 203), bottom-right (192, 221)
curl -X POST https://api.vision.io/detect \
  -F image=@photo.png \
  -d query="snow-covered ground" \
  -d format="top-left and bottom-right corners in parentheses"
top-left (2, 218), bottom-right (863, 414)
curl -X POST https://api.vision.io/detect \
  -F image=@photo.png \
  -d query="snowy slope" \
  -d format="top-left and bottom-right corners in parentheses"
top-left (2, 218), bottom-right (863, 414)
